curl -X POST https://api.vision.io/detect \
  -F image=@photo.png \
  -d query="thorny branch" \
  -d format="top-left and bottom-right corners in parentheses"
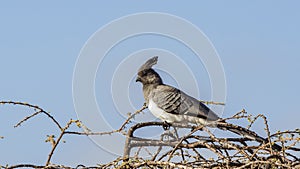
top-left (1, 100), bottom-right (300, 169)
top-left (0, 101), bottom-right (147, 167)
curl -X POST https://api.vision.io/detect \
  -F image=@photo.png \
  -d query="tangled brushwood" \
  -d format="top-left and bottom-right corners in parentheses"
top-left (0, 101), bottom-right (300, 169)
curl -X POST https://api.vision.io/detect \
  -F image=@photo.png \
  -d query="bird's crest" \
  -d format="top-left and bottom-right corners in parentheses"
top-left (138, 56), bottom-right (158, 72)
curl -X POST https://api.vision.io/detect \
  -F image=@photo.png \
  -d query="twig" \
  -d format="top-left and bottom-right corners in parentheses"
top-left (0, 101), bottom-right (62, 130)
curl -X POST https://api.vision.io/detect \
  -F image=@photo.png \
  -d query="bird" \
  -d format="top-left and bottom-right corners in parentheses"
top-left (136, 56), bottom-right (220, 127)
top-left (135, 56), bottom-right (282, 151)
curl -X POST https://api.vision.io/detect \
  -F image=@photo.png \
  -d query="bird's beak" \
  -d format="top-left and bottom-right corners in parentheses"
top-left (136, 77), bottom-right (141, 82)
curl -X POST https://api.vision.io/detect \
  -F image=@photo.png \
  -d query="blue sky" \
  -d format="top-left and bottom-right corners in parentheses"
top-left (1, 1), bottom-right (300, 167)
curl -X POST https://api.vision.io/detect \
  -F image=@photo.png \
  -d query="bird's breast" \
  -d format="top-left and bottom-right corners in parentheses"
top-left (148, 99), bottom-right (166, 120)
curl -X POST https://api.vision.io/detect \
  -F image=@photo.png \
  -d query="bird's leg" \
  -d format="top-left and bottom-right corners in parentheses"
top-left (162, 121), bottom-right (171, 130)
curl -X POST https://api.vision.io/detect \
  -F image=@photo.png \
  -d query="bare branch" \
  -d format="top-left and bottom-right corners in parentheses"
top-left (1, 101), bottom-right (300, 169)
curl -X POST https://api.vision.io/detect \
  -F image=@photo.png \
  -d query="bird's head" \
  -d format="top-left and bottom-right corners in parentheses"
top-left (136, 56), bottom-right (163, 85)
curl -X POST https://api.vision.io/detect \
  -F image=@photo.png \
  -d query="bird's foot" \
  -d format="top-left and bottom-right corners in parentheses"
top-left (162, 121), bottom-right (171, 130)
top-left (142, 102), bottom-right (147, 107)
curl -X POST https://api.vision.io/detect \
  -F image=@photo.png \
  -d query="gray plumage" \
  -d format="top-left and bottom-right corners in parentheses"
top-left (138, 56), bottom-right (158, 73)
top-left (151, 85), bottom-right (219, 122)
top-left (136, 56), bottom-right (219, 125)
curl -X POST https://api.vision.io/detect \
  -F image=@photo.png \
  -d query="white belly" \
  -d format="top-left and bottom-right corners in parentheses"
top-left (148, 99), bottom-right (185, 123)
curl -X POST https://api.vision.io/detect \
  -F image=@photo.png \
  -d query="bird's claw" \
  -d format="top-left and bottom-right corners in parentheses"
top-left (163, 121), bottom-right (171, 130)
top-left (142, 102), bottom-right (147, 107)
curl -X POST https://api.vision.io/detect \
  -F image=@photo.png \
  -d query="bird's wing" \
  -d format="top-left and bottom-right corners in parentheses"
top-left (151, 85), bottom-right (219, 121)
